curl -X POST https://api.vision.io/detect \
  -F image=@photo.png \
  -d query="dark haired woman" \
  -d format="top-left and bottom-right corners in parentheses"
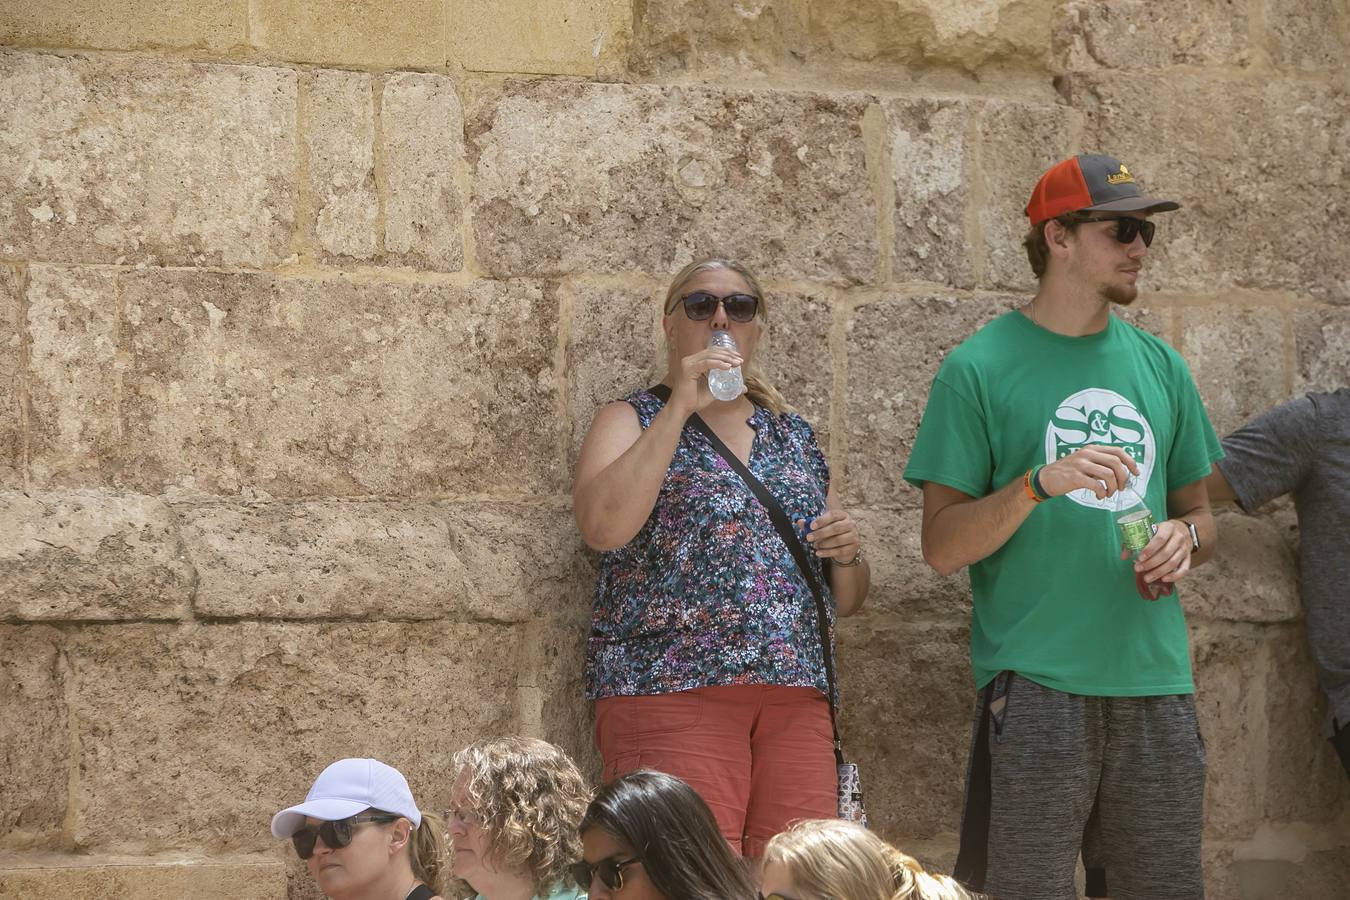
top-left (572, 770), bottom-right (757, 900)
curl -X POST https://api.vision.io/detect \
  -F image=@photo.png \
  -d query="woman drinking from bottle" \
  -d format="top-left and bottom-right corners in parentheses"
top-left (572, 257), bottom-right (870, 858)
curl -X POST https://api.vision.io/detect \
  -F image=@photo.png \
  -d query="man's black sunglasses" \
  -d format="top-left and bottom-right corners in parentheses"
top-left (291, 813), bottom-right (399, 859)
top-left (664, 291), bottom-right (760, 323)
top-left (1076, 215), bottom-right (1156, 247)
top-left (570, 855), bottom-right (642, 890)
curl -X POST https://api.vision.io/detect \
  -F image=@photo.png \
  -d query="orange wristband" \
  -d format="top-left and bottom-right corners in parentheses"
top-left (1023, 468), bottom-right (1045, 503)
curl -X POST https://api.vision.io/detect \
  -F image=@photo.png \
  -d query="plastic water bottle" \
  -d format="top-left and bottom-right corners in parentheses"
top-left (706, 330), bottom-right (745, 401)
top-left (1113, 475), bottom-right (1172, 600)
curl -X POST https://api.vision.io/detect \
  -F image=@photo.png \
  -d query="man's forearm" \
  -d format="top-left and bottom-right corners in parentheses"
top-left (922, 477), bottom-right (1039, 576)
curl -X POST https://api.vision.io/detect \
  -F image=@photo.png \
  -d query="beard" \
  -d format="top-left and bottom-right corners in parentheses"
top-left (1102, 281), bottom-right (1139, 306)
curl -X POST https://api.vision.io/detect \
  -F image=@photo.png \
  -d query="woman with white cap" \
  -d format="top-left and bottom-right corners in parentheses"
top-left (272, 757), bottom-right (449, 900)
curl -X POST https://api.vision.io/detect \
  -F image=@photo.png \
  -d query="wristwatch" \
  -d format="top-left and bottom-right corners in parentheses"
top-left (1180, 519), bottom-right (1200, 554)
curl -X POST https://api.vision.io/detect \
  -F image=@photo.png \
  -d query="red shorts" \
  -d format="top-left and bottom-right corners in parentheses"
top-left (594, 684), bottom-right (836, 857)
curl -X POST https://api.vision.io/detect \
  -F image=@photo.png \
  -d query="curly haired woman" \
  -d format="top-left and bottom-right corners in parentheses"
top-left (447, 737), bottom-right (591, 900)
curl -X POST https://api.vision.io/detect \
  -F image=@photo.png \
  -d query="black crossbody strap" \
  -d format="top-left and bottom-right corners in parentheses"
top-left (405, 884), bottom-right (436, 900)
top-left (647, 385), bottom-right (844, 762)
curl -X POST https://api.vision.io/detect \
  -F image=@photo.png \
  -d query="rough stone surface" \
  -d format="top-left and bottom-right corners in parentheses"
top-left (114, 270), bottom-right (560, 497)
top-left (249, 0), bottom-right (447, 68)
top-left (67, 622), bottom-right (518, 851)
top-left (451, 0), bottom-right (632, 76)
top-left (1262, 627), bottom-right (1350, 824)
top-left (24, 266), bottom-right (119, 488)
top-left (844, 292), bottom-right (1016, 507)
top-left (0, 51), bottom-right (296, 268)
top-left (381, 73), bottom-right (465, 273)
top-left (0, 1), bottom-right (247, 53)
top-left (530, 620), bottom-right (601, 783)
top-left (1294, 304), bottom-right (1350, 394)
top-left (470, 81), bottom-right (878, 283)
top-left (839, 620), bottom-right (971, 840)
top-left (755, 289), bottom-right (836, 449)
top-left (1052, 0), bottom-right (1251, 72)
top-left (1264, 0), bottom-right (1349, 71)
top-left (304, 70), bottom-right (378, 265)
top-left (852, 507), bottom-right (971, 620)
top-left (1183, 512), bottom-right (1301, 624)
top-left (0, 854), bottom-right (286, 898)
top-left (1062, 73), bottom-right (1350, 301)
top-left (0, 627), bottom-right (68, 848)
top-left (1191, 623), bottom-right (1265, 838)
top-left (1206, 843), bottom-right (1350, 900)
top-left (0, 490), bottom-right (193, 621)
top-left (0, 267), bottom-right (21, 487)
top-left (1179, 304), bottom-right (1289, 437)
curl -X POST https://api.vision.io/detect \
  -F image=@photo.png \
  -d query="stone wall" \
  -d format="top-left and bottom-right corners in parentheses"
top-left (0, 1), bottom-right (1346, 897)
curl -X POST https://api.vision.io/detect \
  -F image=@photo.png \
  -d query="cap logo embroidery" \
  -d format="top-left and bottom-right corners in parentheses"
top-left (1106, 164), bottom-right (1135, 185)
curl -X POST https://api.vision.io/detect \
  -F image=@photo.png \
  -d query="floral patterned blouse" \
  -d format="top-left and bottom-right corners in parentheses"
top-left (585, 388), bottom-right (836, 703)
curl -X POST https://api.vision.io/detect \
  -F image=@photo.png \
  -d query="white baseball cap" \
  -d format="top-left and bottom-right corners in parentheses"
top-left (271, 758), bottom-right (422, 838)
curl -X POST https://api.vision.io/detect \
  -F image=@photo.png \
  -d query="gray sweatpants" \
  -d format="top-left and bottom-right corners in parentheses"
top-left (953, 672), bottom-right (1206, 900)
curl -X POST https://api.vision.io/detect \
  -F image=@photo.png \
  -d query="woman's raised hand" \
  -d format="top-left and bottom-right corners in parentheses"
top-left (669, 346), bottom-right (743, 417)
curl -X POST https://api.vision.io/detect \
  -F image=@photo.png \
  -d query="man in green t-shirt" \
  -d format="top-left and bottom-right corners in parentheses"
top-left (904, 155), bottom-right (1223, 900)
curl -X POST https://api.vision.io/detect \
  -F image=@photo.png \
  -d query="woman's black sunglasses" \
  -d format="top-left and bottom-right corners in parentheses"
top-left (291, 813), bottom-right (399, 859)
top-left (570, 855), bottom-right (641, 890)
top-left (1077, 215), bottom-right (1156, 247)
top-left (665, 290), bottom-right (760, 323)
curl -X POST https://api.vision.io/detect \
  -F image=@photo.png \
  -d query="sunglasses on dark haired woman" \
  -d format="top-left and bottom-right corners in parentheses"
top-left (570, 855), bottom-right (642, 890)
top-left (290, 813), bottom-right (400, 859)
top-left (664, 290), bottom-right (760, 323)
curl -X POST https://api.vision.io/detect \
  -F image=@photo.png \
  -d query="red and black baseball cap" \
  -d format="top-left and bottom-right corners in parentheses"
top-left (1025, 154), bottom-right (1180, 224)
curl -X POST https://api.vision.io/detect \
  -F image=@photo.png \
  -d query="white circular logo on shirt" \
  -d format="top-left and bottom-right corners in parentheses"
top-left (1044, 387), bottom-right (1155, 510)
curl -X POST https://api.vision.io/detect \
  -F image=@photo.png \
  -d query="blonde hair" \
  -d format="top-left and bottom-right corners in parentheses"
top-left (408, 811), bottom-right (449, 897)
top-left (763, 820), bottom-right (975, 900)
top-left (451, 737), bottom-right (589, 897)
top-left (662, 257), bottom-right (790, 415)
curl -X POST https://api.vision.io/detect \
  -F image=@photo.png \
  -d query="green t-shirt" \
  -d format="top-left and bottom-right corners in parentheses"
top-left (903, 311), bottom-right (1223, 696)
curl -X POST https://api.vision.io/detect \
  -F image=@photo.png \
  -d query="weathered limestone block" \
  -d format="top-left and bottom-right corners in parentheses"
top-left (0, 0), bottom-right (247, 54)
top-left (0, 267), bottom-right (21, 487)
top-left (470, 81), bottom-right (878, 283)
top-left (451, 0), bottom-right (632, 76)
top-left (975, 100), bottom-right (1078, 291)
top-left (1262, 627), bottom-right (1349, 824)
top-left (628, 0), bottom-right (803, 75)
top-left (1052, 0), bottom-right (1251, 72)
top-left (1206, 841), bottom-right (1350, 900)
top-left (1264, 0), bottom-right (1350, 71)
top-left (838, 620), bottom-right (972, 839)
top-left (249, 0), bottom-right (447, 68)
top-left (529, 621), bottom-right (602, 783)
top-left (1294, 304), bottom-right (1350, 394)
top-left (381, 73), bottom-right (465, 273)
top-left (67, 622), bottom-right (519, 851)
top-left (844, 293), bottom-right (1015, 507)
top-left (851, 507), bottom-right (970, 620)
top-left (305, 70), bottom-right (379, 264)
top-left (24, 266), bottom-right (118, 487)
top-left (0, 490), bottom-right (193, 621)
top-left (0, 853), bottom-right (285, 898)
top-left (754, 289), bottom-right (836, 448)
top-left (0, 51), bottom-right (296, 268)
top-left (177, 501), bottom-right (465, 620)
top-left (1061, 74), bottom-right (1350, 300)
top-left (182, 500), bottom-right (591, 622)
top-left (567, 281), bottom-right (663, 456)
top-left (1183, 511), bottom-right (1300, 624)
top-left (114, 270), bottom-right (560, 497)
top-left (886, 98), bottom-right (976, 289)
top-left (1191, 624), bottom-right (1264, 838)
top-left (0, 627), bottom-right (68, 848)
top-left (1178, 304), bottom-right (1289, 437)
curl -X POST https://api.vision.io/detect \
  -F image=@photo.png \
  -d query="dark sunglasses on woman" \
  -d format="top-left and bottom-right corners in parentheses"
top-left (570, 855), bottom-right (642, 890)
top-left (1077, 215), bottom-right (1156, 247)
top-left (290, 813), bottom-right (400, 859)
top-left (665, 290), bottom-right (760, 323)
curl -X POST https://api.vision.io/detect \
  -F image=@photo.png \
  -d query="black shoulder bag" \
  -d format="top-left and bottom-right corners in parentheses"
top-left (648, 385), bottom-right (868, 824)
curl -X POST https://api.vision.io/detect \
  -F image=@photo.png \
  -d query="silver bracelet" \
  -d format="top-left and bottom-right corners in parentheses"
top-left (834, 545), bottom-right (865, 568)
